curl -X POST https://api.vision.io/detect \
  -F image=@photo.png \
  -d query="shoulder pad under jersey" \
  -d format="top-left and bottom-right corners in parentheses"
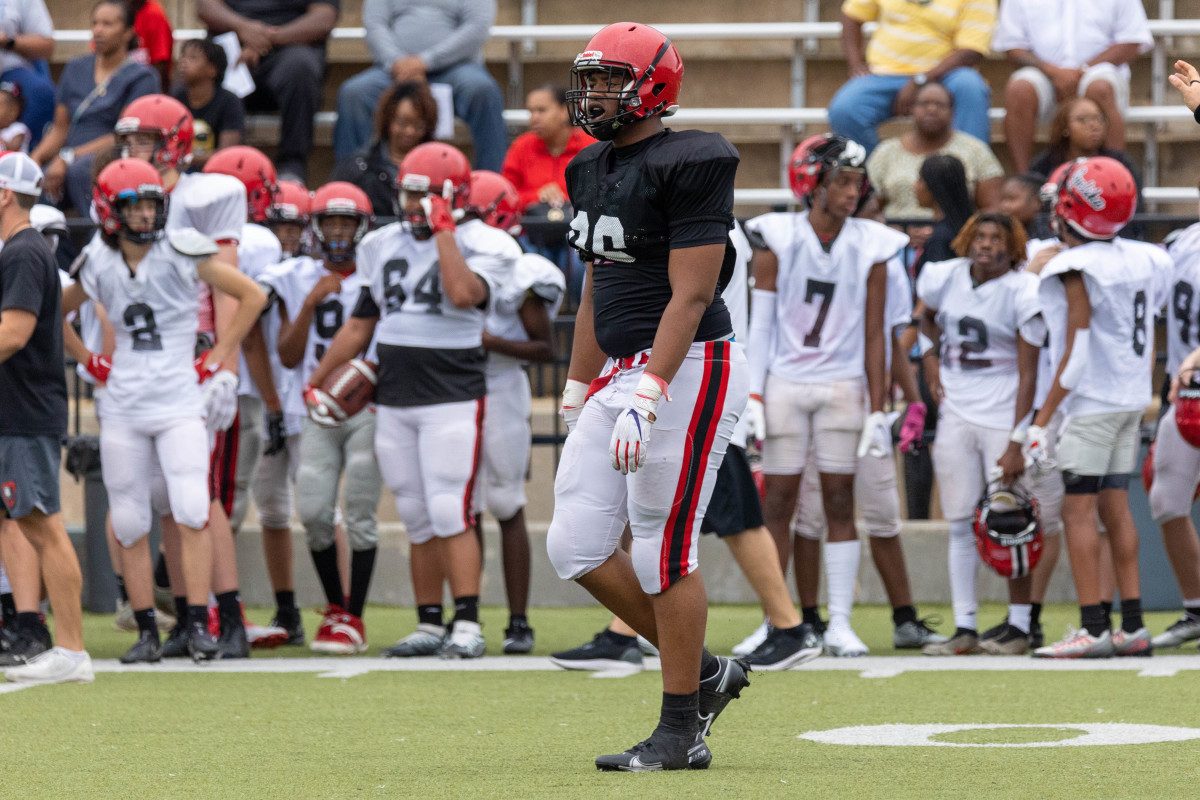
top-left (168, 227), bottom-right (220, 257)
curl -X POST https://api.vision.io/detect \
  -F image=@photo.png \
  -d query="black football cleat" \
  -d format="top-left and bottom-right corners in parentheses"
top-left (0, 624), bottom-right (51, 667)
top-left (217, 615), bottom-right (250, 659)
top-left (698, 656), bottom-right (751, 737)
top-left (120, 631), bottom-right (163, 664)
top-left (271, 611), bottom-right (306, 646)
top-left (188, 624), bottom-right (220, 663)
top-left (162, 624), bottom-right (190, 658)
top-left (595, 728), bottom-right (712, 772)
top-left (502, 620), bottom-right (535, 655)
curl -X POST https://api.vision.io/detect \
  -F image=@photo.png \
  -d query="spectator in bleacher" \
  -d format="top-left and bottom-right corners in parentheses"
top-left (500, 84), bottom-right (592, 298)
top-left (830, 0), bottom-right (996, 154)
top-left (0, 0), bottom-right (57, 150)
top-left (333, 0), bottom-right (507, 171)
top-left (1028, 97), bottom-right (1141, 198)
top-left (330, 80), bottom-right (437, 216)
top-left (993, 0), bottom-right (1152, 174)
top-left (30, 0), bottom-right (160, 216)
top-left (128, 0), bottom-right (175, 90)
top-left (865, 82), bottom-right (1003, 221)
top-left (0, 82), bottom-right (31, 152)
top-left (197, 0), bottom-right (338, 182)
top-left (170, 38), bottom-right (246, 170)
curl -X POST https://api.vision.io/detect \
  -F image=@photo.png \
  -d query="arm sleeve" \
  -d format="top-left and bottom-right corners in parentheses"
top-left (418, 0), bottom-right (495, 73)
top-left (841, 0), bottom-right (879, 24)
top-left (746, 288), bottom-right (777, 396)
top-left (989, 0), bottom-right (1029, 53)
top-left (352, 285), bottom-right (381, 319)
top-left (663, 140), bottom-right (739, 249)
top-left (1111, 0), bottom-right (1153, 52)
top-left (20, 0), bottom-right (55, 36)
top-left (953, 0), bottom-right (998, 55)
top-left (915, 260), bottom-right (949, 311)
top-left (363, 0), bottom-right (403, 70)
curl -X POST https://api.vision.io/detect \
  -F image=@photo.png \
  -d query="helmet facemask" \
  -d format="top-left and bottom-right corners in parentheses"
top-left (398, 175), bottom-right (460, 240)
top-left (112, 187), bottom-right (168, 245)
top-left (312, 209), bottom-right (367, 264)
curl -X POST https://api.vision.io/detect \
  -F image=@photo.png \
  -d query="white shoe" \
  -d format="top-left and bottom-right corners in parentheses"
top-left (823, 625), bottom-right (869, 658)
top-left (4, 647), bottom-right (94, 684)
top-left (246, 621), bottom-right (289, 649)
top-left (732, 620), bottom-right (770, 657)
top-left (439, 620), bottom-right (485, 659)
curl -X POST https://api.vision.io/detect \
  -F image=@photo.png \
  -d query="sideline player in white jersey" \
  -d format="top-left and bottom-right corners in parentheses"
top-left (265, 181), bottom-right (314, 259)
top-left (783, 189), bottom-right (947, 653)
top-left (61, 158), bottom-right (267, 663)
top-left (1144, 217), bottom-right (1200, 648)
top-left (260, 181), bottom-right (382, 655)
top-left (917, 212), bottom-right (1042, 656)
top-left (469, 171), bottom-right (561, 654)
top-left (113, 94), bottom-right (255, 659)
top-left (311, 144), bottom-right (519, 660)
top-left (1029, 156), bottom-right (1172, 659)
top-left (745, 133), bottom-right (904, 658)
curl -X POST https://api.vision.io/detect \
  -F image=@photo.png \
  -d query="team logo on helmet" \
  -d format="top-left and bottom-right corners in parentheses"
top-left (1068, 171), bottom-right (1106, 211)
top-left (1, 481), bottom-right (15, 510)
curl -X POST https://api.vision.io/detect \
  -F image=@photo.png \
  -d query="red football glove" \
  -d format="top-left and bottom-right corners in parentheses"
top-left (419, 194), bottom-right (456, 236)
top-left (303, 383), bottom-right (347, 428)
top-left (194, 350), bottom-right (219, 384)
top-left (85, 352), bottom-right (112, 383)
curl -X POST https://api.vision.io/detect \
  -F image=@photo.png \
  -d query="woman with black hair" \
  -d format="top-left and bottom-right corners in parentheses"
top-left (913, 153), bottom-right (975, 276)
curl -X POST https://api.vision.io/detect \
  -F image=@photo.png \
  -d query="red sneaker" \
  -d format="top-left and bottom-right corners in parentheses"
top-left (310, 606), bottom-right (367, 655)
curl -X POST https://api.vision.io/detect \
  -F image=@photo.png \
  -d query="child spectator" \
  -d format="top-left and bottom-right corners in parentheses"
top-left (0, 82), bottom-right (30, 153)
top-left (129, 0), bottom-right (174, 89)
top-left (170, 38), bottom-right (245, 170)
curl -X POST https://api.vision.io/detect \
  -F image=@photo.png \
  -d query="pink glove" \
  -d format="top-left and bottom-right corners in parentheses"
top-left (898, 402), bottom-right (927, 454)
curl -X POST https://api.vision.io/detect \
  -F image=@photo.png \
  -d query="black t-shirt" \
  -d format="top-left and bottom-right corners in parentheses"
top-left (0, 228), bottom-right (67, 437)
top-left (226, 0), bottom-right (339, 28)
top-left (170, 86), bottom-right (245, 160)
top-left (565, 129), bottom-right (738, 358)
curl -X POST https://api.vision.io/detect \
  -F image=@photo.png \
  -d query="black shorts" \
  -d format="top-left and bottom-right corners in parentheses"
top-left (0, 435), bottom-right (62, 520)
top-left (701, 444), bottom-right (764, 538)
top-left (209, 411), bottom-right (240, 517)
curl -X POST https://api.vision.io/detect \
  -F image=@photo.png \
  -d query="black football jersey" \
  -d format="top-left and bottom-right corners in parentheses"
top-left (565, 129), bottom-right (739, 358)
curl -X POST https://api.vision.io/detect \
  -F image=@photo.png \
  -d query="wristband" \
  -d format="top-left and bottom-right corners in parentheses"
top-left (562, 378), bottom-right (588, 408)
top-left (1009, 428), bottom-right (1027, 445)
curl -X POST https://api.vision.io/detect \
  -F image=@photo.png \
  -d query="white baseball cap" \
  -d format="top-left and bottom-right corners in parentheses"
top-left (0, 151), bottom-right (44, 197)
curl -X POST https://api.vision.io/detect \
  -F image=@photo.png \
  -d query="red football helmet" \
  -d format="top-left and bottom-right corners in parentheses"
top-left (1051, 156), bottom-right (1137, 240)
top-left (397, 142), bottom-right (471, 238)
top-left (266, 180), bottom-right (312, 224)
top-left (115, 94), bottom-right (195, 171)
top-left (93, 158), bottom-right (168, 244)
top-left (310, 181), bottom-right (373, 262)
top-left (973, 483), bottom-right (1044, 579)
top-left (567, 22), bottom-right (683, 141)
top-left (788, 133), bottom-right (868, 204)
top-left (203, 145), bottom-right (279, 223)
top-left (1175, 381), bottom-right (1200, 449)
top-left (467, 170), bottom-right (522, 234)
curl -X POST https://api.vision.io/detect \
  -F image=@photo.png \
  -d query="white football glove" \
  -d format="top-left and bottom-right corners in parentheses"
top-left (560, 378), bottom-right (589, 435)
top-left (611, 372), bottom-right (667, 474)
top-left (857, 410), bottom-right (893, 459)
top-left (745, 393), bottom-right (766, 443)
top-left (1024, 424), bottom-right (1056, 472)
top-left (203, 371), bottom-right (239, 435)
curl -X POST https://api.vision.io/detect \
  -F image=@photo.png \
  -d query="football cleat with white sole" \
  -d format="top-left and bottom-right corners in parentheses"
top-left (1150, 615), bottom-right (1200, 649)
top-left (823, 625), bottom-right (869, 658)
top-left (923, 629), bottom-right (981, 656)
top-left (744, 624), bottom-right (822, 671)
top-left (502, 620), bottom-right (535, 655)
top-left (978, 624), bottom-right (1029, 655)
top-left (439, 620), bottom-right (485, 659)
top-left (3, 647), bottom-right (93, 684)
top-left (382, 624), bottom-right (446, 657)
top-left (550, 630), bottom-right (643, 672)
top-left (1033, 628), bottom-right (1114, 659)
top-left (1112, 627), bottom-right (1153, 657)
top-left (595, 729), bottom-right (711, 772)
top-left (119, 631), bottom-right (163, 664)
top-left (309, 607), bottom-right (368, 655)
top-left (732, 620), bottom-right (770, 657)
top-left (697, 656), bottom-right (751, 737)
top-left (246, 620), bottom-right (290, 649)
top-left (893, 618), bottom-right (949, 649)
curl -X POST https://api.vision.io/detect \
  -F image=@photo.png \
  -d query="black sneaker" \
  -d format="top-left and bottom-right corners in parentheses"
top-left (217, 615), bottom-right (250, 659)
top-left (979, 623), bottom-right (1030, 655)
top-left (0, 623), bottom-right (18, 653)
top-left (980, 618), bottom-right (1009, 643)
top-left (698, 656), bottom-right (751, 737)
top-left (188, 624), bottom-right (219, 663)
top-left (595, 728), bottom-right (712, 772)
top-left (550, 630), bottom-right (642, 671)
top-left (744, 624), bottom-right (822, 671)
top-left (120, 631), bottom-right (163, 664)
top-left (502, 620), bottom-right (535, 655)
top-left (271, 611), bottom-right (305, 646)
top-left (0, 624), bottom-right (51, 667)
top-left (162, 624), bottom-right (190, 658)
top-left (1030, 621), bottom-right (1044, 650)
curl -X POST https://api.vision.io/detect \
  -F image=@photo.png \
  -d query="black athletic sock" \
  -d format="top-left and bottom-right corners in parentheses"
top-left (418, 604), bottom-right (444, 628)
top-left (892, 605), bottom-right (917, 626)
top-left (1081, 604), bottom-right (1108, 638)
top-left (1100, 600), bottom-right (1113, 621)
top-left (347, 547), bottom-right (377, 618)
top-left (1120, 598), bottom-right (1144, 634)
top-left (699, 649), bottom-right (719, 682)
top-left (1184, 604), bottom-right (1200, 621)
top-left (508, 613), bottom-right (528, 628)
top-left (605, 629), bottom-right (636, 646)
top-left (275, 590), bottom-right (296, 614)
top-left (134, 608), bottom-right (158, 638)
top-left (154, 552), bottom-right (170, 590)
top-left (309, 545), bottom-right (344, 609)
top-left (954, 626), bottom-right (977, 638)
top-left (1, 592), bottom-right (15, 625)
top-left (452, 595), bottom-right (479, 624)
top-left (776, 622), bottom-right (806, 637)
top-left (173, 596), bottom-right (188, 626)
top-left (1030, 602), bottom-right (1043, 627)
top-left (801, 605), bottom-right (823, 628)
top-left (187, 605), bottom-right (208, 628)
top-left (115, 575), bottom-right (129, 604)
top-left (215, 591), bottom-right (241, 624)
top-left (16, 611), bottom-right (42, 633)
top-left (659, 691), bottom-right (700, 737)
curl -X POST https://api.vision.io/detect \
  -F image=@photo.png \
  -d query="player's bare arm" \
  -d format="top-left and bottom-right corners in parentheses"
top-left (433, 231), bottom-right (488, 309)
top-left (864, 262), bottom-right (888, 413)
top-left (59, 282), bottom-right (94, 366)
top-left (482, 295), bottom-right (556, 363)
top-left (196, 258), bottom-right (268, 370)
top-left (242, 323), bottom-right (283, 412)
top-left (999, 338), bottom-right (1041, 484)
top-left (645, 243), bottom-right (728, 384)
top-left (277, 271), bottom-right (341, 369)
top-left (1033, 270), bottom-right (1090, 428)
top-left (565, 264), bottom-right (606, 384)
top-left (919, 303), bottom-right (945, 402)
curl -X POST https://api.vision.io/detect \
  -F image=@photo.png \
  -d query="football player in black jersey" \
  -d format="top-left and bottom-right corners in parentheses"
top-left (544, 22), bottom-right (751, 771)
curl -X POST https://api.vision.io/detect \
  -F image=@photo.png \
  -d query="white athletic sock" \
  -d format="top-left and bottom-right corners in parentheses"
top-left (948, 519), bottom-right (979, 632)
top-left (825, 539), bottom-right (861, 630)
top-left (1008, 603), bottom-right (1032, 634)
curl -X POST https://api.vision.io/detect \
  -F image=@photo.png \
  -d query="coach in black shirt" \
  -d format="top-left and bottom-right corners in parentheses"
top-left (0, 152), bottom-right (91, 684)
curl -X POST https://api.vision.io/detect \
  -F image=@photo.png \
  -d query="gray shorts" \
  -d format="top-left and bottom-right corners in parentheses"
top-left (1057, 411), bottom-right (1142, 477)
top-left (0, 435), bottom-right (62, 520)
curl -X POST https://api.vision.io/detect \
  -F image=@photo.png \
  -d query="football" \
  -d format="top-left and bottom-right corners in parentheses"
top-left (321, 358), bottom-right (377, 418)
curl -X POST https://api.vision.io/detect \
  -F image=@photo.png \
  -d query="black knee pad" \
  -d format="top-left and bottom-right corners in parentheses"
top-left (1063, 471), bottom-right (1103, 495)
top-left (1099, 473), bottom-right (1130, 491)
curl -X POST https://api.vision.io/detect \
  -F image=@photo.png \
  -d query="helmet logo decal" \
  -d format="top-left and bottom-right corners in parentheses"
top-left (1068, 171), bottom-right (1106, 211)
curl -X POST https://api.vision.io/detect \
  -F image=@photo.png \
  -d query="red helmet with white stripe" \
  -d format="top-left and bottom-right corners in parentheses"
top-left (467, 170), bottom-right (522, 234)
top-left (93, 158), bottom-right (168, 245)
top-left (310, 181), bottom-right (372, 262)
top-left (115, 94), bottom-right (195, 171)
top-left (266, 180), bottom-right (312, 224)
top-left (1051, 156), bottom-right (1137, 240)
top-left (203, 145), bottom-right (279, 223)
top-left (973, 483), bottom-right (1044, 579)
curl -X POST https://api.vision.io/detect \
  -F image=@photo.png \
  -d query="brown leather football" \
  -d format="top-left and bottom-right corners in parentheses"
top-left (321, 358), bottom-right (377, 418)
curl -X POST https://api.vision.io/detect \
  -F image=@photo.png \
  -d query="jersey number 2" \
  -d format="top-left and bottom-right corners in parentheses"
top-left (958, 317), bottom-right (992, 370)
top-left (123, 303), bottom-right (163, 352)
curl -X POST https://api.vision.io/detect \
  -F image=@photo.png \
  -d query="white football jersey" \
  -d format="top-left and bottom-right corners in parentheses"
top-left (917, 258), bottom-right (1039, 429)
top-left (1022, 237), bottom-right (1059, 409)
top-left (484, 252), bottom-right (565, 375)
top-left (1166, 223), bottom-right (1200, 376)
top-left (885, 256), bottom-right (912, 371)
top-left (235, 223), bottom-right (283, 398)
top-left (726, 220), bottom-right (754, 449)
top-left (260, 256), bottom-right (372, 419)
top-left (168, 172), bottom-right (247, 337)
top-left (76, 231), bottom-right (210, 422)
top-left (1040, 238), bottom-right (1172, 416)
top-left (744, 211), bottom-right (908, 383)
